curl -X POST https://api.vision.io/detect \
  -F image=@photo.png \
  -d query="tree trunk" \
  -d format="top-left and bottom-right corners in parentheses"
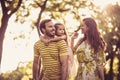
top-left (116, 43), bottom-right (120, 80)
top-left (0, 15), bottom-right (9, 67)
top-left (108, 52), bottom-right (114, 80)
top-left (117, 55), bottom-right (120, 80)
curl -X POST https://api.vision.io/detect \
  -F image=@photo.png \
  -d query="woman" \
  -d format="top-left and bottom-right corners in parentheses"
top-left (71, 18), bottom-right (106, 80)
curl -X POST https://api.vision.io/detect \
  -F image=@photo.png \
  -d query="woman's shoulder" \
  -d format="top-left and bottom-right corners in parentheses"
top-left (76, 42), bottom-right (85, 49)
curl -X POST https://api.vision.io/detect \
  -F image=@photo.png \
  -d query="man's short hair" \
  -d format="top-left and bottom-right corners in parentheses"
top-left (39, 19), bottom-right (52, 34)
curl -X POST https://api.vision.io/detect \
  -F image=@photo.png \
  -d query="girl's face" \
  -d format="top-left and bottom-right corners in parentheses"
top-left (56, 25), bottom-right (65, 36)
top-left (80, 21), bottom-right (88, 35)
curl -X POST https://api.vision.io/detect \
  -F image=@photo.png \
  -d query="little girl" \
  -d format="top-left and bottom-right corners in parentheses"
top-left (40, 23), bottom-right (75, 80)
top-left (40, 23), bottom-right (68, 45)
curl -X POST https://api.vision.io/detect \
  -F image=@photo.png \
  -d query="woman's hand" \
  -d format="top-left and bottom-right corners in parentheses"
top-left (71, 32), bottom-right (78, 39)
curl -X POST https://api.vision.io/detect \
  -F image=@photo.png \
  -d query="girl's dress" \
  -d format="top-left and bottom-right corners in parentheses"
top-left (75, 42), bottom-right (105, 80)
top-left (68, 47), bottom-right (78, 80)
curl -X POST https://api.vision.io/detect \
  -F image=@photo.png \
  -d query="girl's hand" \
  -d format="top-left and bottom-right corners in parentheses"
top-left (60, 35), bottom-right (66, 40)
top-left (43, 39), bottom-right (50, 46)
top-left (40, 36), bottom-right (50, 46)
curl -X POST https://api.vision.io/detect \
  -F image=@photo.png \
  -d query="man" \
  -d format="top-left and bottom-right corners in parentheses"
top-left (33, 19), bottom-right (68, 80)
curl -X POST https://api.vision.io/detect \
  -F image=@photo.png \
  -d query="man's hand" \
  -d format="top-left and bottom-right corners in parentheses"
top-left (60, 55), bottom-right (68, 80)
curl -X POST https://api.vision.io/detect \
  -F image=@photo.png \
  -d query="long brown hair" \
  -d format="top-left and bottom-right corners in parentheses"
top-left (83, 18), bottom-right (106, 53)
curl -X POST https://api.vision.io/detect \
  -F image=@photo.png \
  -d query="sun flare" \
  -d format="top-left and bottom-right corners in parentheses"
top-left (93, 0), bottom-right (120, 9)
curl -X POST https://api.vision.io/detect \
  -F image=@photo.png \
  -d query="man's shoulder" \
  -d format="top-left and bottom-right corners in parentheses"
top-left (56, 40), bottom-right (65, 44)
top-left (57, 40), bottom-right (66, 43)
top-left (57, 40), bottom-right (67, 46)
top-left (34, 40), bottom-right (42, 47)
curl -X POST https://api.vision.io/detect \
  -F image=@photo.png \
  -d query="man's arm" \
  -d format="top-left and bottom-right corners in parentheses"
top-left (33, 56), bottom-right (40, 80)
top-left (60, 55), bottom-right (68, 80)
top-left (58, 40), bottom-right (69, 80)
top-left (33, 42), bottom-right (41, 80)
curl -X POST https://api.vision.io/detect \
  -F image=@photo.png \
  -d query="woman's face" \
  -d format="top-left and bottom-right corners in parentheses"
top-left (80, 21), bottom-right (88, 34)
top-left (56, 25), bottom-right (65, 36)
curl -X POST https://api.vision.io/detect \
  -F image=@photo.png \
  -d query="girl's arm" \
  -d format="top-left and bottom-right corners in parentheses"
top-left (40, 36), bottom-right (50, 45)
top-left (50, 35), bottom-right (66, 42)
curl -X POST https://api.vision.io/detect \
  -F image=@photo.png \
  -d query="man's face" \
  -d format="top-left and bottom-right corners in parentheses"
top-left (44, 21), bottom-right (55, 37)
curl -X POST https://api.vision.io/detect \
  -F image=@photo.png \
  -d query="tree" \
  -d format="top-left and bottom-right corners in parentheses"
top-left (0, 0), bottom-right (119, 80)
top-left (0, 0), bottom-right (22, 68)
top-left (91, 3), bottom-right (120, 80)
top-left (86, 3), bottom-right (120, 80)
top-left (16, 0), bottom-right (72, 37)
top-left (0, 61), bottom-right (32, 80)
top-left (34, 0), bottom-right (48, 37)
top-left (103, 4), bottom-right (120, 80)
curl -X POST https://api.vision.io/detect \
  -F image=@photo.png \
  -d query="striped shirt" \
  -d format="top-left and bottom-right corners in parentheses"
top-left (34, 40), bottom-right (68, 80)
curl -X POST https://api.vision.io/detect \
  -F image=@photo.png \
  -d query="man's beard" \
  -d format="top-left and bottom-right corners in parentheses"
top-left (46, 31), bottom-right (55, 38)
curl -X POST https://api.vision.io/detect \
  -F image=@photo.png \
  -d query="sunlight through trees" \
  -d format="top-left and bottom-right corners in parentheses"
top-left (0, 0), bottom-right (120, 80)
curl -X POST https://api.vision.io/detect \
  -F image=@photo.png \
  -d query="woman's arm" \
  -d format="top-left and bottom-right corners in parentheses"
top-left (73, 38), bottom-right (84, 52)
top-left (70, 32), bottom-right (78, 52)
top-left (70, 32), bottom-right (84, 53)
top-left (98, 64), bottom-right (105, 80)
top-left (97, 48), bottom-right (106, 80)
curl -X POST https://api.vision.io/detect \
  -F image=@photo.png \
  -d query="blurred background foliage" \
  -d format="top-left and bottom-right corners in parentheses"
top-left (0, 0), bottom-right (120, 80)
top-left (0, 61), bottom-right (32, 80)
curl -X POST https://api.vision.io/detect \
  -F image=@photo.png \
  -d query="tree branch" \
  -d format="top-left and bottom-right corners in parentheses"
top-left (37, 0), bottom-right (48, 25)
top-left (35, 0), bottom-right (48, 37)
top-left (9, 0), bottom-right (23, 16)
top-left (34, 0), bottom-right (42, 7)
top-left (0, 0), bottom-right (8, 15)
